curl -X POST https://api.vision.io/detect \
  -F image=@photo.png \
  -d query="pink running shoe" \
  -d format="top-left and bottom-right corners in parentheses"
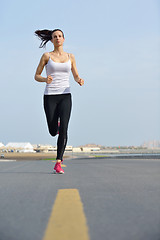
top-left (54, 162), bottom-right (64, 174)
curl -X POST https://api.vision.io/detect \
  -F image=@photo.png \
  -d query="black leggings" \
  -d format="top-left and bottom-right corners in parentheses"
top-left (43, 93), bottom-right (72, 160)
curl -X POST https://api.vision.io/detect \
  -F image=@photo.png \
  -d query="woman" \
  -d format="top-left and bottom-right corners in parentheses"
top-left (34, 29), bottom-right (84, 174)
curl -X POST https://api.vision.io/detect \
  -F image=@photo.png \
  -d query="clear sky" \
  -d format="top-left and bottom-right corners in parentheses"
top-left (0, 0), bottom-right (160, 147)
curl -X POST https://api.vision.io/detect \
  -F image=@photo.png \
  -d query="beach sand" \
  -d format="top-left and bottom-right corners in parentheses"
top-left (0, 152), bottom-right (58, 160)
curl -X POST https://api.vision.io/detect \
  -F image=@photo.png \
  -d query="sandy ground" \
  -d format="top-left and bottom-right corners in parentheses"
top-left (1, 151), bottom-right (160, 161)
top-left (0, 152), bottom-right (59, 160)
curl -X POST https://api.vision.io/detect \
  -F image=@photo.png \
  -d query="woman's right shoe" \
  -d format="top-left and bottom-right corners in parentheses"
top-left (53, 162), bottom-right (64, 174)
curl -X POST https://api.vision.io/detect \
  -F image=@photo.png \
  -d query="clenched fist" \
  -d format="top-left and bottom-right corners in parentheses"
top-left (77, 78), bottom-right (84, 86)
top-left (46, 75), bottom-right (53, 84)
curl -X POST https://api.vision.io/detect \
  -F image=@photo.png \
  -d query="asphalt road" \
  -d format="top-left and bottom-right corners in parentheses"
top-left (0, 157), bottom-right (160, 240)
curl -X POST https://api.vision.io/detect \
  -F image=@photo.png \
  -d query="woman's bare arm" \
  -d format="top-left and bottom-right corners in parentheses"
top-left (70, 54), bottom-right (84, 86)
top-left (34, 53), bottom-right (53, 84)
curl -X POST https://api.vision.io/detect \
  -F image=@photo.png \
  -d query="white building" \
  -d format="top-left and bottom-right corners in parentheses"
top-left (0, 143), bottom-right (5, 152)
top-left (0, 142), bottom-right (4, 148)
top-left (72, 147), bottom-right (82, 152)
top-left (5, 142), bottom-right (35, 153)
top-left (82, 147), bottom-right (100, 152)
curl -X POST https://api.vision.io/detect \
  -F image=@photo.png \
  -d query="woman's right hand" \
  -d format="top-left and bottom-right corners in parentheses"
top-left (46, 75), bottom-right (53, 84)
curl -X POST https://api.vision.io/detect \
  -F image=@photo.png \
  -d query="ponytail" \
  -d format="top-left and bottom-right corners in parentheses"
top-left (35, 29), bottom-right (65, 48)
top-left (35, 29), bottom-right (53, 48)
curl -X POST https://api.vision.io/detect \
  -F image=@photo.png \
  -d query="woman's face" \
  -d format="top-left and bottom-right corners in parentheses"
top-left (51, 31), bottom-right (65, 47)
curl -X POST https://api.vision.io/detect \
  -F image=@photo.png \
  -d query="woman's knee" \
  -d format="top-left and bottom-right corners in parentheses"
top-left (49, 128), bottom-right (57, 137)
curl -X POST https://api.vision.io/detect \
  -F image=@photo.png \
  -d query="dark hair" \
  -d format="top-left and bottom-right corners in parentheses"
top-left (35, 29), bottom-right (65, 48)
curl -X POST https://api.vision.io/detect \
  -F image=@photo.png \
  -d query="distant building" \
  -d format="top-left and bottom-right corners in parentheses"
top-left (72, 147), bottom-right (82, 152)
top-left (5, 142), bottom-right (35, 153)
top-left (35, 145), bottom-right (73, 152)
top-left (0, 143), bottom-right (5, 152)
top-left (142, 140), bottom-right (160, 149)
top-left (36, 144), bottom-right (55, 152)
top-left (81, 147), bottom-right (100, 152)
top-left (65, 146), bottom-right (73, 151)
top-left (0, 142), bottom-right (4, 148)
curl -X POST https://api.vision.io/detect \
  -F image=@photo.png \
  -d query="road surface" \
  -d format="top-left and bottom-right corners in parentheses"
top-left (0, 157), bottom-right (160, 240)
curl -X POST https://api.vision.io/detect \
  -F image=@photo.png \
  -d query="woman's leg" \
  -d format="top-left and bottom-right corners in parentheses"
top-left (43, 95), bottom-right (59, 137)
top-left (56, 94), bottom-right (72, 160)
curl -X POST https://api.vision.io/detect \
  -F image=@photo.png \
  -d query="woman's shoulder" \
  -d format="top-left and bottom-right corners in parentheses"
top-left (42, 52), bottom-right (50, 58)
top-left (67, 53), bottom-right (75, 60)
top-left (41, 52), bottom-right (50, 62)
top-left (67, 53), bottom-right (74, 57)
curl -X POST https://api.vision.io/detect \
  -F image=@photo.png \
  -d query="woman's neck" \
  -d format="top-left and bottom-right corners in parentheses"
top-left (53, 46), bottom-right (64, 55)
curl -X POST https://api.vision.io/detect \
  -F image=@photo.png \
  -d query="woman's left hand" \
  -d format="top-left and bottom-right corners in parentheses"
top-left (78, 78), bottom-right (84, 86)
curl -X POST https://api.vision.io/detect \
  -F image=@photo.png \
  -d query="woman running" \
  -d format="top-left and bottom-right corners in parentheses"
top-left (34, 29), bottom-right (84, 174)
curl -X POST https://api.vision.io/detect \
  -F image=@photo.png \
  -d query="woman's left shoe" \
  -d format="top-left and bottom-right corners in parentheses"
top-left (53, 162), bottom-right (64, 174)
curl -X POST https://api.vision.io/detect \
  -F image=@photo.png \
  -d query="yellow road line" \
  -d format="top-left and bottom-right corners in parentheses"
top-left (43, 189), bottom-right (90, 240)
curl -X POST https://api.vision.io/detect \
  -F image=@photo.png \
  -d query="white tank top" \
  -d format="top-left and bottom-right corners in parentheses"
top-left (44, 53), bottom-right (71, 95)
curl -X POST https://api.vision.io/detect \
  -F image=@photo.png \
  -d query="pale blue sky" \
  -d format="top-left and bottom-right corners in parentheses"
top-left (0, 0), bottom-right (160, 146)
